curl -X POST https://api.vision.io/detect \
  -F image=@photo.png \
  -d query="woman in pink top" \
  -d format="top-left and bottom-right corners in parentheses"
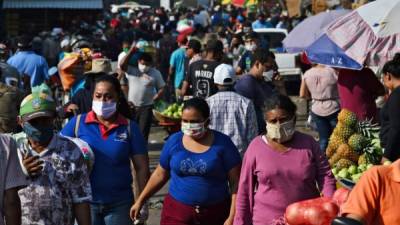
top-left (300, 65), bottom-right (340, 152)
top-left (234, 94), bottom-right (336, 225)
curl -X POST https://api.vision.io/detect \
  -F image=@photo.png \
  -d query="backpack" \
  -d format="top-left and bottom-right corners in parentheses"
top-left (0, 83), bottom-right (22, 133)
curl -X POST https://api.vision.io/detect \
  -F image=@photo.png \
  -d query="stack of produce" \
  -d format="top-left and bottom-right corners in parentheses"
top-left (326, 109), bottom-right (384, 183)
top-left (161, 103), bottom-right (183, 119)
top-left (284, 188), bottom-right (351, 225)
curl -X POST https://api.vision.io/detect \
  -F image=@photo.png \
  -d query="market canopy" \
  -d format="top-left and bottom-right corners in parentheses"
top-left (2, 0), bottom-right (103, 9)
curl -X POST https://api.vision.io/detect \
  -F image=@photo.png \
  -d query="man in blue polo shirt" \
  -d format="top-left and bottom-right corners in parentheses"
top-left (168, 36), bottom-right (188, 101)
top-left (7, 35), bottom-right (49, 90)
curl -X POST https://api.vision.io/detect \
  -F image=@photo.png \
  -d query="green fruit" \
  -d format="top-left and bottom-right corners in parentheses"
top-left (358, 164), bottom-right (367, 172)
top-left (338, 168), bottom-right (349, 179)
top-left (351, 173), bottom-right (363, 183)
top-left (383, 161), bottom-right (392, 166)
top-left (332, 168), bottom-right (338, 175)
top-left (348, 165), bottom-right (357, 175)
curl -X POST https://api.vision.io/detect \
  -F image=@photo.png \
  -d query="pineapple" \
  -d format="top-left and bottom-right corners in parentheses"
top-left (326, 146), bottom-right (336, 158)
top-left (338, 109), bottom-right (358, 128)
top-left (336, 159), bottom-right (355, 170)
top-left (337, 144), bottom-right (360, 163)
top-left (348, 133), bottom-right (368, 152)
top-left (328, 135), bottom-right (346, 150)
top-left (358, 153), bottom-right (368, 165)
top-left (329, 153), bottom-right (341, 166)
top-left (333, 122), bottom-right (355, 140)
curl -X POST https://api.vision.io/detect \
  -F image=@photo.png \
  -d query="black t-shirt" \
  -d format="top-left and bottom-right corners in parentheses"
top-left (185, 60), bottom-right (220, 99)
top-left (380, 87), bottom-right (400, 161)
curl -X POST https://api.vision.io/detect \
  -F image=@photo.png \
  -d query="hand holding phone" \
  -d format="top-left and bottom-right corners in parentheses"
top-left (22, 153), bottom-right (44, 177)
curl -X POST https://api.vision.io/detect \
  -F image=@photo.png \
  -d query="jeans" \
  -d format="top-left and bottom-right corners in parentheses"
top-left (134, 105), bottom-right (153, 142)
top-left (311, 111), bottom-right (339, 152)
top-left (91, 199), bottom-right (133, 225)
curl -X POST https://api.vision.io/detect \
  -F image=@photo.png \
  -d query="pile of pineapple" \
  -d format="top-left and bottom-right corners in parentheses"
top-left (326, 109), bottom-right (383, 183)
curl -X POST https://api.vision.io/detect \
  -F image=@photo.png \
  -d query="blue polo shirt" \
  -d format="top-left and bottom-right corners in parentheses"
top-left (160, 131), bottom-right (241, 206)
top-left (7, 51), bottom-right (49, 87)
top-left (61, 112), bottom-right (147, 204)
top-left (169, 47), bottom-right (187, 88)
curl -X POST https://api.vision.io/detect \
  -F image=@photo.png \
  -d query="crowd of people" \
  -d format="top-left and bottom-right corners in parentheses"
top-left (0, 2), bottom-right (400, 225)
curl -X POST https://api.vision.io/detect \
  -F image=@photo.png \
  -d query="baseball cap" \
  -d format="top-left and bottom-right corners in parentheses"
top-left (19, 84), bottom-right (56, 121)
top-left (187, 39), bottom-right (202, 53)
top-left (205, 39), bottom-right (223, 52)
top-left (177, 35), bottom-right (188, 44)
top-left (214, 64), bottom-right (235, 85)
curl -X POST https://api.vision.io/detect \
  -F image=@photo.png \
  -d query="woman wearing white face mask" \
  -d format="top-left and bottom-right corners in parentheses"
top-left (61, 75), bottom-right (150, 225)
top-left (130, 98), bottom-right (241, 225)
top-left (234, 94), bottom-right (336, 225)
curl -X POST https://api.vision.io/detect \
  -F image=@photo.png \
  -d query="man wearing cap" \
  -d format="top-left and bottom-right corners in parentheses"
top-left (236, 32), bottom-right (260, 75)
top-left (180, 39), bottom-right (223, 99)
top-left (0, 133), bottom-right (27, 225)
top-left (7, 35), bottom-right (49, 90)
top-left (14, 85), bottom-right (91, 225)
top-left (168, 36), bottom-right (188, 101)
top-left (0, 43), bottom-right (21, 87)
top-left (206, 64), bottom-right (258, 156)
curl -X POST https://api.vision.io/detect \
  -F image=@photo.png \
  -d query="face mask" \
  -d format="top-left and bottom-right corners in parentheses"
top-left (23, 122), bottom-right (54, 144)
top-left (263, 70), bottom-right (274, 82)
top-left (138, 63), bottom-right (149, 73)
top-left (245, 43), bottom-right (257, 51)
top-left (181, 121), bottom-right (207, 139)
top-left (92, 101), bottom-right (117, 119)
top-left (266, 118), bottom-right (295, 143)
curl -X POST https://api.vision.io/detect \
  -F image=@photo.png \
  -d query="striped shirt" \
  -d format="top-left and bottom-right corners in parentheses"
top-left (207, 91), bottom-right (258, 155)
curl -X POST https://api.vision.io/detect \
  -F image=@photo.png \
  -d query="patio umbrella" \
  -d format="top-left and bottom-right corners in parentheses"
top-left (306, 0), bottom-right (400, 69)
top-left (283, 9), bottom-right (350, 53)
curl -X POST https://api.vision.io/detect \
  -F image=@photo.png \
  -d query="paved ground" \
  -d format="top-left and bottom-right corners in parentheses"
top-left (144, 96), bottom-right (317, 225)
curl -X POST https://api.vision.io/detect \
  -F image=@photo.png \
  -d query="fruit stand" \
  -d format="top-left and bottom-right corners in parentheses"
top-left (326, 109), bottom-right (385, 186)
top-left (280, 109), bottom-right (390, 225)
top-left (153, 102), bottom-right (183, 135)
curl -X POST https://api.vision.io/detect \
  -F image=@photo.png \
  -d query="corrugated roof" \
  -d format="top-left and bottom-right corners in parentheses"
top-left (3, 0), bottom-right (103, 9)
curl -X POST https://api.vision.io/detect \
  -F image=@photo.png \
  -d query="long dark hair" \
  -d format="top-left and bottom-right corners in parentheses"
top-left (94, 75), bottom-right (132, 119)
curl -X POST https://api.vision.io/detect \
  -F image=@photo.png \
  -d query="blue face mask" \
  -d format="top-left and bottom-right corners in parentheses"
top-left (23, 122), bottom-right (54, 144)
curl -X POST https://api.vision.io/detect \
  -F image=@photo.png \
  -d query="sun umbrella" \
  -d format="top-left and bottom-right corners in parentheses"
top-left (306, 34), bottom-right (364, 69)
top-left (283, 9), bottom-right (350, 53)
top-left (307, 0), bottom-right (400, 69)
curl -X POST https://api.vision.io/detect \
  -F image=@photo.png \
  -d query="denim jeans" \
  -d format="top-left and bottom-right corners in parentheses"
top-left (311, 111), bottom-right (339, 152)
top-left (91, 199), bottom-right (133, 225)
